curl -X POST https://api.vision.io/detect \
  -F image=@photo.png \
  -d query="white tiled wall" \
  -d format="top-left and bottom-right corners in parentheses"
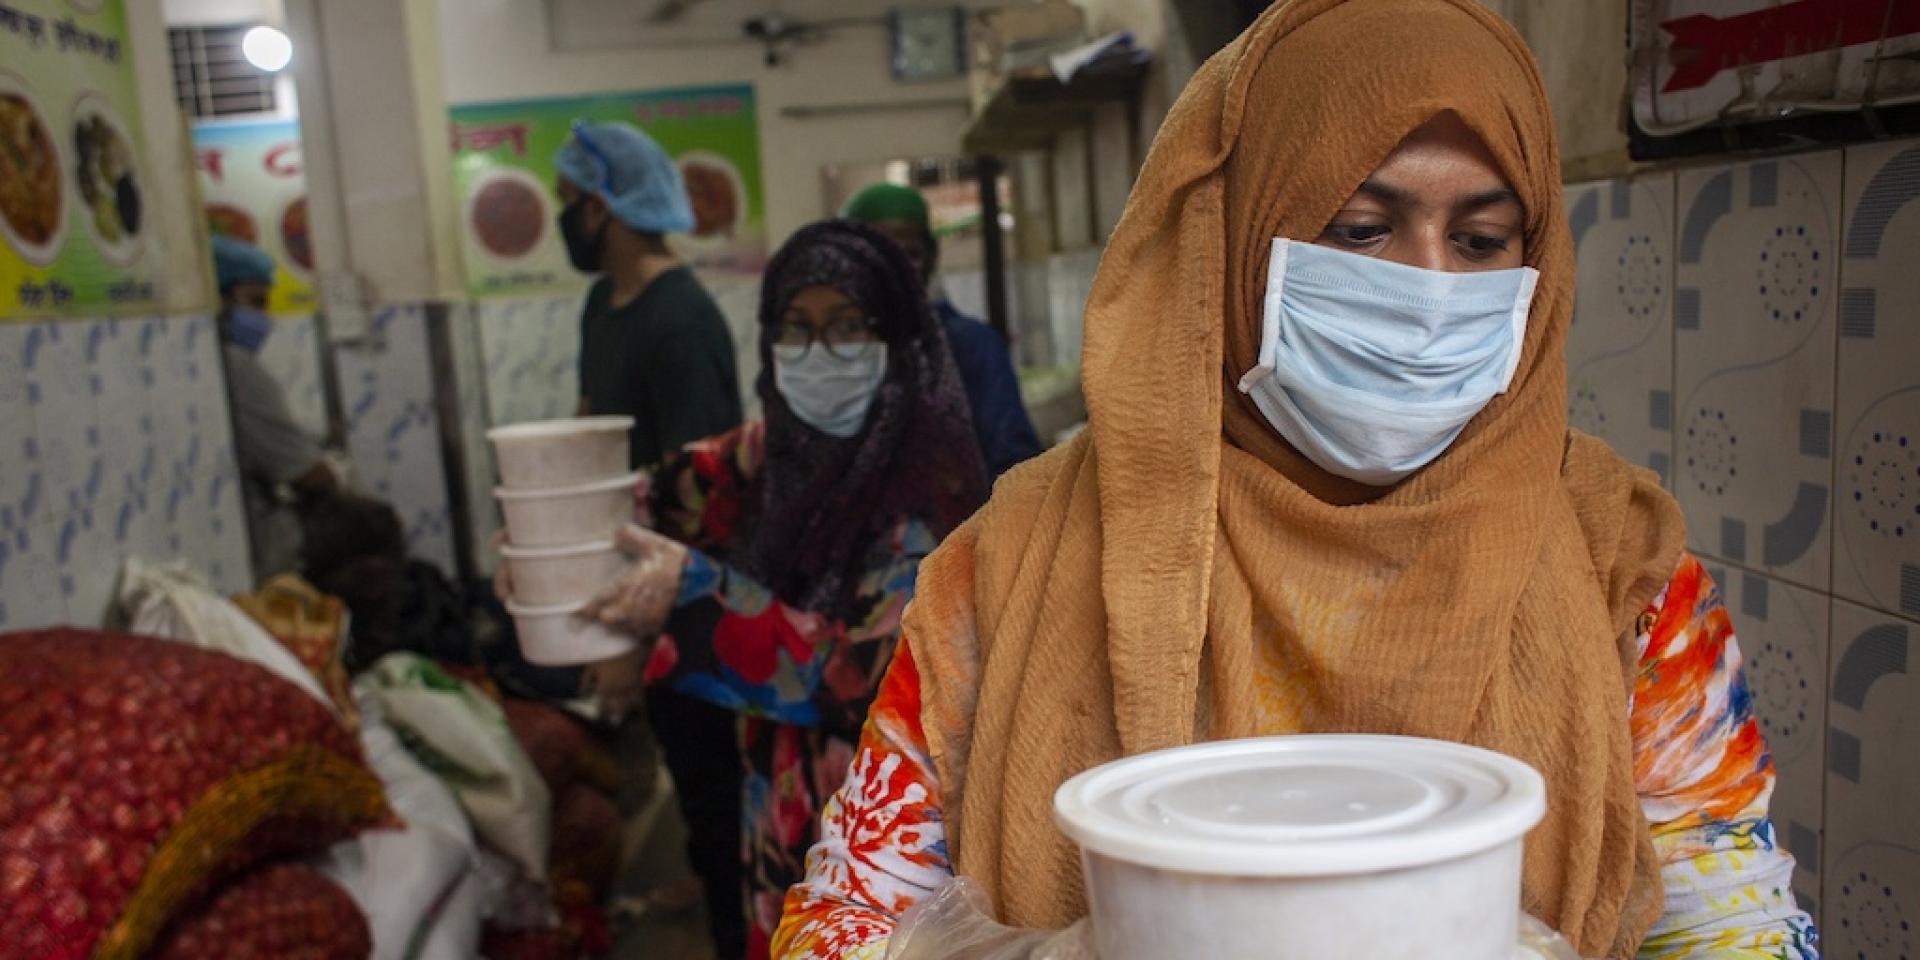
top-left (1571, 141), bottom-right (1920, 939)
top-left (474, 294), bottom-right (583, 428)
top-left (0, 315), bottom-right (251, 630)
top-left (1565, 175), bottom-right (1676, 482)
top-left (1676, 154), bottom-right (1840, 593)
top-left (334, 305), bottom-right (457, 575)
top-left (256, 313), bottom-right (330, 439)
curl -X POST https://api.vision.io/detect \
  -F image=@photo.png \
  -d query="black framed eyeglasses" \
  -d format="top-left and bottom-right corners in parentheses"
top-left (773, 315), bottom-right (881, 361)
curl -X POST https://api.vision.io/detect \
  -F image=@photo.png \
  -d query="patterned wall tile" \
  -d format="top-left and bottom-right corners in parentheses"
top-left (447, 302), bottom-right (501, 578)
top-left (255, 312), bottom-right (330, 438)
top-left (1836, 138), bottom-right (1920, 623)
top-left (1566, 174), bottom-right (1677, 482)
top-left (1823, 600), bottom-right (1917, 960)
top-left (1676, 154), bottom-right (1840, 593)
top-left (0, 313), bottom-right (254, 630)
top-left (334, 305), bottom-right (457, 575)
top-left (0, 323), bottom-right (67, 629)
top-left (475, 294), bottom-right (582, 428)
top-left (1721, 568), bottom-right (1830, 910)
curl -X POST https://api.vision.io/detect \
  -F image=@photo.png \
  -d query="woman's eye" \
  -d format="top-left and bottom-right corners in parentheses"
top-left (1325, 224), bottom-right (1389, 247)
top-left (1455, 233), bottom-right (1511, 260)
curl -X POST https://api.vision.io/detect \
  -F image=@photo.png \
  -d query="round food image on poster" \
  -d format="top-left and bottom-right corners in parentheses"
top-left (279, 196), bottom-right (314, 275)
top-left (206, 203), bottom-right (259, 245)
top-left (0, 74), bottom-right (67, 266)
top-left (678, 152), bottom-right (743, 239)
top-left (71, 94), bottom-right (144, 266)
top-left (466, 168), bottom-right (548, 261)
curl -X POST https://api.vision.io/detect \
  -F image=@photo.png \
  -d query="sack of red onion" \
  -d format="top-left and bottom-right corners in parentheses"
top-left (149, 862), bottom-right (371, 960)
top-left (0, 629), bottom-right (391, 960)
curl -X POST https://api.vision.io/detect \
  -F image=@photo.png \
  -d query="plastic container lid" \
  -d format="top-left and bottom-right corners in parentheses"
top-left (1054, 735), bottom-right (1546, 877)
top-left (486, 416), bottom-right (634, 443)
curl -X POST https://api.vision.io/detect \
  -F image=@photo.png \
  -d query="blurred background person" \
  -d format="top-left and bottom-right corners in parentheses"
top-left (212, 234), bottom-right (339, 579)
top-left (552, 117), bottom-right (750, 958)
top-left (843, 183), bottom-right (1040, 479)
top-left (519, 220), bottom-right (988, 959)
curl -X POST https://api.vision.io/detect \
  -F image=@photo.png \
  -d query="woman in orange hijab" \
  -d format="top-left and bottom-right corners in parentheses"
top-left (761, 1), bottom-right (1817, 957)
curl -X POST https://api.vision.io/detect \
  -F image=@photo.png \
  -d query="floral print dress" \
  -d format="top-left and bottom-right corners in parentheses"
top-left (650, 422), bottom-right (935, 960)
top-left (770, 554), bottom-right (1820, 959)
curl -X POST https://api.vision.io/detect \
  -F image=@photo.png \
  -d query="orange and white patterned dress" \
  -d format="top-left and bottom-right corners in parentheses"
top-left (771, 553), bottom-right (1819, 959)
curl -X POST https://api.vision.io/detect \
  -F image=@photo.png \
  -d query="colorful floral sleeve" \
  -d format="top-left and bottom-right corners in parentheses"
top-left (1632, 553), bottom-right (1819, 959)
top-left (650, 421), bottom-right (766, 552)
top-left (644, 520), bottom-right (936, 730)
top-left (768, 552), bottom-right (1820, 959)
top-left (772, 638), bottom-right (951, 960)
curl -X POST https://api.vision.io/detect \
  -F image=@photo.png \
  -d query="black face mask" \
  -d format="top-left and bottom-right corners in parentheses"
top-left (558, 199), bottom-right (607, 274)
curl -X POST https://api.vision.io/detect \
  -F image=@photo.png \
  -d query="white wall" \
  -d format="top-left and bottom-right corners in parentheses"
top-left (435, 0), bottom-right (980, 244)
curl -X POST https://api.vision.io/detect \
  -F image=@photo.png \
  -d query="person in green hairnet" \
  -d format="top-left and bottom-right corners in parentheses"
top-left (843, 183), bottom-right (1041, 478)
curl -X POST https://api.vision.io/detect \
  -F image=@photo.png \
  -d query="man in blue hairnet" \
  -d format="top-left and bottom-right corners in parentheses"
top-left (212, 234), bottom-right (338, 578)
top-left (553, 120), bottom-right (746, 959)
top-left (554, 120), bottom-right (742, 465)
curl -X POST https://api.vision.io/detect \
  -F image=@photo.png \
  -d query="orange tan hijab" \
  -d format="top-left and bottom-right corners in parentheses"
top-left (900, 1), bottom-right (1687, 956)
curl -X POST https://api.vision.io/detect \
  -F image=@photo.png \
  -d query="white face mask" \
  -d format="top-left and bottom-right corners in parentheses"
top-left (1237, 238), bottom-right (1538, 486)
top-left (773, 342), bottom-right (889, 438)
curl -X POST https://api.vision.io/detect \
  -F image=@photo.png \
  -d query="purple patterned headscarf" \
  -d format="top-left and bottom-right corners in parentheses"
top-left (739, 219), bottom-right (989, 616)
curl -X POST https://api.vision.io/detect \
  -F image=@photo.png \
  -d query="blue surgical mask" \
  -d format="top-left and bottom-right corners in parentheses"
top-left (773, 342), bottom-right (888, 438)
top-left (224, 306), bottom-right (273, 352)
top-left (1237, 239), bottom-right (1538, 486)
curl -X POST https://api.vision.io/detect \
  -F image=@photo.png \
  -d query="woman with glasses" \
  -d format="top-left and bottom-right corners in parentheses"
top-left (565, 219), bottom-right (990, 957)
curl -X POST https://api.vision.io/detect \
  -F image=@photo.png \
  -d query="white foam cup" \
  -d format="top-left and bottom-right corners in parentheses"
top-left (487, 416), bottom-right (633, 491)
top-left (499, 539), bottom-right (630, 607)
top-left (506, 597), bottom-right (638, 665)
top-left (494, 472), bottom-right (638, 548)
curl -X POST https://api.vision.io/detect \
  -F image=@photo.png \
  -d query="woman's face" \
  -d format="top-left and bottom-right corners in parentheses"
top-left (1313, 113), bottom-right (1525, 272)
top-left (775, 284), bottom-right (881, 358)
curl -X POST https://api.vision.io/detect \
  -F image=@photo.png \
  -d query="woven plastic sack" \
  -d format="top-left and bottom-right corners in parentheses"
top-left (231, 574), bottom-right (359, 729)
top-left (149, 862), bottom-right (371, 960)
top-left (0, 629), bottom-right (391, 960)
top-left (358, 653), bottom-right (551, 880)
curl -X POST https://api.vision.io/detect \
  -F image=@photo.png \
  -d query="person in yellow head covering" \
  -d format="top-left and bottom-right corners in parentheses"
top-left (755, 2), bottom-right (1817, 958)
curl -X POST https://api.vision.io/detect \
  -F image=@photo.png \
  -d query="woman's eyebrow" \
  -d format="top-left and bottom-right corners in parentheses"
top-left (1457, 187), bottom-right (1521, 211)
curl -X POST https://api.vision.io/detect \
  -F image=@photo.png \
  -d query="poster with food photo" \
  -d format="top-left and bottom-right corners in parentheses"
top-left (449, 83), bottom-right (766, 299)
top-left (0, 0), bottom-right (162, 319)
top-left (191, 118), bottom-right (317, 317)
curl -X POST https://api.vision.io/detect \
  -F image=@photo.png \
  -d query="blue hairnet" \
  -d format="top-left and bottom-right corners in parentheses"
top-left (552, 120), bottom-right (695, 235)
top-left (211, 234), bottom-right (276, 291)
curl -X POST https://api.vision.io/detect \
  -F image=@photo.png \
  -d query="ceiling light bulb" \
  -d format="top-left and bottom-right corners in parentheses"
top-left (242, 25), bottom-right (292, 73)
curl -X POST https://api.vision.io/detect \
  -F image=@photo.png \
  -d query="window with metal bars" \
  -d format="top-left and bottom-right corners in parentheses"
top-left (169, 24), bottom-right (277, 119)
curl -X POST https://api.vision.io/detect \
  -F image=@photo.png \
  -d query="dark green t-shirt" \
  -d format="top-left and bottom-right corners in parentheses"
top-left (578, 267), bottom-right (742, 468)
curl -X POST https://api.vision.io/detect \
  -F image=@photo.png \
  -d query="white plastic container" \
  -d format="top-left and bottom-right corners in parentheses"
top-left (494, 473), bottom-right (638, 548)
top-left (487, 416), bottom-right (634, 491)
top-left (506, 598), bottom-right (638, 665)
top-left (1053, 735), bottom-right (1547, 960)
top-left (499, 539), bottom-right (630, 607)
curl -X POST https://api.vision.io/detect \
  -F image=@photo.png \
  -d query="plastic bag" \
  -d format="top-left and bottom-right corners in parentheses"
top-left (357, 653), bottom-right (552, 881)
top-left (112, 556), bottom-right (336, 713)
top-left (885, 880), bottom-right (1092, 960)
top-left (313, 686), bottom-right (484, 960)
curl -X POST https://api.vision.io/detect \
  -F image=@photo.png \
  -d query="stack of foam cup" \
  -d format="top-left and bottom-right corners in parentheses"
top-left (487, 416), bottom-right (642, 666)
